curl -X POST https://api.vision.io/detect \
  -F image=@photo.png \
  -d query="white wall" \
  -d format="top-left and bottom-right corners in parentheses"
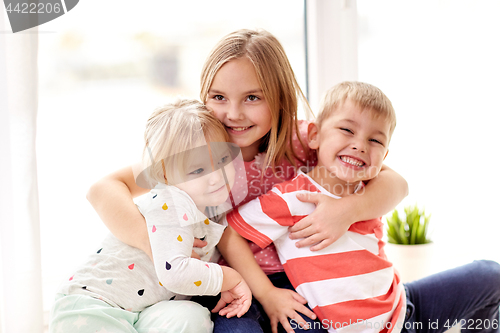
top-left (357, 0), bottom-right (500, 271)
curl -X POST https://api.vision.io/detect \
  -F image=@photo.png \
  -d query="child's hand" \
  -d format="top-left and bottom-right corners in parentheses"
top-left (211, 280), bottom-right (252, 318)
top-left (289, 192), bottom-right (352, 251)
top-left (190, 238), bottom-right (207, 259)
top-left (258, 286), bottom-right (316, 333)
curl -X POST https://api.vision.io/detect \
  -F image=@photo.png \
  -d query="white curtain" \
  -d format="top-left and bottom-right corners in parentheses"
top-left (0, 11), bottom-right (44, 333)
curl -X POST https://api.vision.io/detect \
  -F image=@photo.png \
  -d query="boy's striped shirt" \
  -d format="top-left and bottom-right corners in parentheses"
top-left (226, 171), bottom-right (406, 333)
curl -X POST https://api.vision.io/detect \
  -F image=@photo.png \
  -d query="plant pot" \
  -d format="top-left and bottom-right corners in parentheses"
top-left (384, 242), bottom-right (434, 283)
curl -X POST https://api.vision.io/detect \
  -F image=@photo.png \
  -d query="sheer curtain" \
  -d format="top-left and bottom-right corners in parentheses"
top-left (0, 12), bottom-right (44, 333)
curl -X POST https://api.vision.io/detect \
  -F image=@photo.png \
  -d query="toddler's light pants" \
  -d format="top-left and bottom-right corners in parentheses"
top-left (49, 294), bottom-right (213, 333)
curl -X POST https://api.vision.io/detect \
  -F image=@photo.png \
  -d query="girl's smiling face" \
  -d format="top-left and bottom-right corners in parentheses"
top-left (308, 99), bottom-right (391, 190)
top-left (205, 57), bottom-right (272, 161)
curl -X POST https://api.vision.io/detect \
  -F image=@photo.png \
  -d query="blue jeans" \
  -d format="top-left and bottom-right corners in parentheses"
top-left (403, 260), bottom-right (500, 333)
top-left (212, 260), bottom-right (500, 332)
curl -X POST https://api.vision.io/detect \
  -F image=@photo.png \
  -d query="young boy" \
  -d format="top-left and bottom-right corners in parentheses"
top-left (224, 81), bottom-right (405, 332)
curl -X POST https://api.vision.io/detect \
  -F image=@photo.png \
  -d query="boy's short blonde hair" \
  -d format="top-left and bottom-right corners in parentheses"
top-left (316, 81), bottom-right (397, 137)
top-left (142, 99), bottom-right (228, 186)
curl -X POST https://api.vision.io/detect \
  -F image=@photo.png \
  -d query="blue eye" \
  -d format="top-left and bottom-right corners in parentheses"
top-left (189, 168), bottom-right (204, 175)
top-left (218, 155), bottom-right (229, 165)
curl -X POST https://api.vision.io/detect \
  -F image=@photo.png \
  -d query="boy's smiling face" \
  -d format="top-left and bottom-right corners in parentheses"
top-left (308, 99), bottom-right (391, 187)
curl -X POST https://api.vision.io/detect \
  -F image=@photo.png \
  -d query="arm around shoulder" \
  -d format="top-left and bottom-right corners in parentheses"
top-left (354, 164), bottom-right (408, 220)
top-left (290, 164), bottom-right (408, 250)
top-left (86, 166), bottom-right (152, 258)
top-left (328, 164), bottom-right (408, 223)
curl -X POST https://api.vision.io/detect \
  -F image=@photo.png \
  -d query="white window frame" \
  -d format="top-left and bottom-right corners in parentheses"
top-left (305, 0), bottom-right (358, 113)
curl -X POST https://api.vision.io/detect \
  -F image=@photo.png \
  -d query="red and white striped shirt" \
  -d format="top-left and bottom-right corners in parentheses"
top-left (226, 172), bottom-right (406, 333)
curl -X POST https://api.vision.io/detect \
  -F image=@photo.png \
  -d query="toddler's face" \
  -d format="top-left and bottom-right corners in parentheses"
top-left (172, 141), bottom-right (236, 211)
top-left (309, 99), bottom-right (391, 184)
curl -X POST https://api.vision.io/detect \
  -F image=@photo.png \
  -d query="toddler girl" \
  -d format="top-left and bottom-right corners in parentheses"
top-left (49, 99), bottom-right (251, 333)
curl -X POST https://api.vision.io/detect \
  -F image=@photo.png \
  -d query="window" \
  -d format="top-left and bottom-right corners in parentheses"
top-left (37, 0), bottom-right (306, 316)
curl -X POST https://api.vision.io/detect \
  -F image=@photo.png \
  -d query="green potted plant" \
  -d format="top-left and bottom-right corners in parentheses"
top-left (384, 204), bottom-right (434, 283)
top-left (386, 205), bottom-right (431, 245)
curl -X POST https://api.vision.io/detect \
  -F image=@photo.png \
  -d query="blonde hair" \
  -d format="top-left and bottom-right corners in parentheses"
top-left (143, 98), bottom-right (229, 185)
top-left (317, 81), bottom-right (397, 137)
top-left (200, 29), bottom-right (311, 172)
